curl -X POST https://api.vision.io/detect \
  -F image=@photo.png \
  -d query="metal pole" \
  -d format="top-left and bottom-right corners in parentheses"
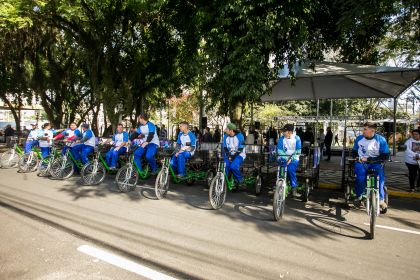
top-left (341, 99), bottom-right (348, 190)
top-left (393, 97), bottom-right (397, 156)
top-left (330, 99), bottom-right (333, 126)
top-left (315, 99), bottom-right (319, 146)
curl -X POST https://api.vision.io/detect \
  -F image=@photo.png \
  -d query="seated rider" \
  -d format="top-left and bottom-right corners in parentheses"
top-left (171, 121), bottom-right (196, 178)
top-left (223, 123), bottom-right (246, 187)
top-left (53, 122), bottom-right (81, 157)
top-left (277, 124), bottom-right (302, 197)
top-left (133, 114), bottom-right (160, 175)
top-left (72, 123), bottom-right (96, 165)
top-left (25, 123), bottom-right (39, 154)
top-left (38, 123), bottom-right (54, 158)
top-left (352, 122), bottom-right (390, 210)
top-left (105, 123), bottom-right (129, 170)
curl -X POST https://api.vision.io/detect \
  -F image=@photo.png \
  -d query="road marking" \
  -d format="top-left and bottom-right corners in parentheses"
top-left (363, 223), bottom-right (420, 235)
top-left (77, 245), bottom-right (178, 280)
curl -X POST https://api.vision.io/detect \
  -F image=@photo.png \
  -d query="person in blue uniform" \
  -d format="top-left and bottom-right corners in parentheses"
top-left (277, 124), bottom-right (302, 197)
top-left (133, 114), bottom-right (160, 175)
top-left (105, 123), bottom-right (129, 170)
top-left (73, 123), bottom-right (96, 165)
top-left (352, 122), bottom-right (390, 210)
top-left (223, 123), bottom-right (246, 186)
top-left (171, 121), bottom-right (196, 178)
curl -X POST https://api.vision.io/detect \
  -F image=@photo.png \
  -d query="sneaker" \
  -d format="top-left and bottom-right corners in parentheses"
top-left (353, 196), bottom-right (363, 208)
top-left (379, 200), bottom-right (388, 210)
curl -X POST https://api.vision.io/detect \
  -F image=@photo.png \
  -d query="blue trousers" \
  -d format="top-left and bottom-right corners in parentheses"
top-left (279, 159), bottom-right (299, 188)
top-left (25, 140), bottom-right (38, 154)
top-left (105, 147), bottom-right (127, 168)
top-left (72, 144), bottom-right (94, 164)
top-left (171, 151), bottom-right (192, 176)
top-left (134, 143), bottom-right (158, 172)
top-left (354, 162), bottom-right (385, 200)
top-left (224, 155), bottom-right (244, 183)
top-left (40, 147), bottom-right (51, 158)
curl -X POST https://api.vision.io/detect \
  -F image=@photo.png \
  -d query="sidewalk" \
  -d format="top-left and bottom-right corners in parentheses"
top-left (318, 151), bottom-right (420, 199)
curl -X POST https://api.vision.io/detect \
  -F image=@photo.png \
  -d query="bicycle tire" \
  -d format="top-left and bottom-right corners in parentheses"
top-left (155, 168), bottom-right (169, 200)
top-left (81, 160), bottom-right (107, 185)
top-left (50, 157), bottom-right (74, 180)
top-left (302, 178), bottom-right (310, 202)
top-left (209, 173), bottom-right (226, 209)
top-left (273, 179), bottom-right (286, 221)
top-left (18, 153), bottom-right (39, 173)
top-left (38, 155), bottom-right (53, 177)
top-left (254, 175), bottom-right (262, 196)
top-left (115, 164), bottom-right (138, 192)
top-left (370, 189), bottom-right (376, 239)
top-left (1, 151), bottom-right (20, 169)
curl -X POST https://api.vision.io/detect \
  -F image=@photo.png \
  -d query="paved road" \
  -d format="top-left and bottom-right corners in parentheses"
top-left (1, 168), bottom-right (420, 280)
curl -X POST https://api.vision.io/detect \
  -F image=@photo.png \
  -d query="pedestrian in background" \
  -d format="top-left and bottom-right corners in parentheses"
top-left (324, 127), bottom-right (333, 161)
top-left (405, 129), bottom-right (420, 192)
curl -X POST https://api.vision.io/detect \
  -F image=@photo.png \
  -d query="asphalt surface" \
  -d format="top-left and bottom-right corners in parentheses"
top-left (1, 168), bottom-right (420, 280)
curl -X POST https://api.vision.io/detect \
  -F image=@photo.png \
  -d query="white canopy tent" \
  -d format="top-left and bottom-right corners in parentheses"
top-left (260, 61), bottom-right (420, 188)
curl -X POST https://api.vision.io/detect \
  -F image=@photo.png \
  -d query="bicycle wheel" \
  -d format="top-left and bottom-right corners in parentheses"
top-left (369, 190), bottom-right (377, 239)
top-left (19, 153), bottom-right (39, 173)
top-left (81, 160), bottom-right (107, 185)
top-left (50, 157), bottom-right (74, 180)
top-left (381, 186), bottom-right (388, 214)
top-left (155, 168), bottom-right (169, 199)
top-left (1, 151), bottom-right (20, 168)
top-left (254, 175), bottom-right (262, 196)
top-left (38, 155), bottom-right (53, 177)
top-left (205, 170), bottom-right (214, 188)
top-left (302, 178), bottom-right (310, 202)
top-left (209, 173), bottom-right (226, 209)
top-left (344, 179), bottom-right (351, 205)
top-left (273, 179), bottom-right (286, 221)
top-left (115, 164), bottom-right (138, 192)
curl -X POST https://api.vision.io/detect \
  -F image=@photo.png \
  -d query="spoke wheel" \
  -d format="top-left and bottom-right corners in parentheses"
top-left (115, 164), bottom-right (138, 192)
top-left (254, 175), bottom-right (262, 196)
top-left (81, 160), bottom-right (107, 185)
top-left (302, 178), bottom-right (310, 202)
top-left (369, 190), bottom-right (377, 240)
top-left (273, 180), bottom-right (286, 221)
top-left (19, 153), bottom-right (39, 173)
top-left (1, 151), bottom-right (20, 168)
top-left (38, 155), bottom-right (53, 177)
top-left (205, 170), bottom-right (214, 188)
top-left (155, 169), bottom-right (169, 200)
top-left (209, 173), bottom-right (227, 209)
top-left (50, 157), bottom-right (74, 180)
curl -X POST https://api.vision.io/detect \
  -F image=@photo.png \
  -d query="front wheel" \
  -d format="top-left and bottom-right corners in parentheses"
top-left (369, 190), bottom-right (377, 239)
top-left (81, 160), bottom-right (107, 185)
top-left (18, 153), bottom-right (39, 173)
top-left (38, 155), bottom-right (53, 177)
top-left (50, 157), bottom-right (74, 180)
top-left (155, 168), bottom-right (169, 199)
top-left (302, 178), bottom-right (310, 202)
top-left (1, 151), bottom-right (20, 168)
top-left (209, 173), bottom-right (227, 209)
top-left (254, 175), bottom-right (262, 196)
top-left (273, 179), bottom-right (286, 221)
top-left (115, 164), bottom-right (138, 192)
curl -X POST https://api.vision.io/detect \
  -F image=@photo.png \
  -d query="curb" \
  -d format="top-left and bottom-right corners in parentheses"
top-left (318, 183), bottom-right (420, 199)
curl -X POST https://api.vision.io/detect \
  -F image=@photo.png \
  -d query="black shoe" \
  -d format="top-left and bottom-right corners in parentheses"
top-left (353, 197), bottom-right (362, 208)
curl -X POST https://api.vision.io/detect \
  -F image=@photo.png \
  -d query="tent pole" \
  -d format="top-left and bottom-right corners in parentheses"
top-left (315, 99), bottom-right (319, 145)
top-left (341, 99), bottom-right (348, 190)
top-left (330, 99), bottom-right (333, 126)
top-left (393, 97), bottom-right (397, 156)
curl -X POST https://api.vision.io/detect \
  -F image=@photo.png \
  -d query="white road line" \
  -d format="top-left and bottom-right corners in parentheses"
top-left (363, 223), bottom-right (420, 235)
top-left (77, 245), bottom-right (178, 280)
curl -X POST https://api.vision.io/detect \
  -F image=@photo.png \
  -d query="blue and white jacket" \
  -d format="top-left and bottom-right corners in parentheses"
top-left (277, 135), bottom-right (302, 161)
top-left (137, 121), bottom-right (160, 146)
top-left (223, 132), bottom-right (246, 160)
top-left (112, 131), bottom-right (129, 147)
top-left (79, 129), bottom-right (96, 147)
top-left (352, 134), bottom-right (390, 161)
top-left (177, 131), bottom-right (197, 156)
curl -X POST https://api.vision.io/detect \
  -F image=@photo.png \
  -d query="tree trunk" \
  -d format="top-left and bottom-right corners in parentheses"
top-left (0, 95), bottom-right (21, 132)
